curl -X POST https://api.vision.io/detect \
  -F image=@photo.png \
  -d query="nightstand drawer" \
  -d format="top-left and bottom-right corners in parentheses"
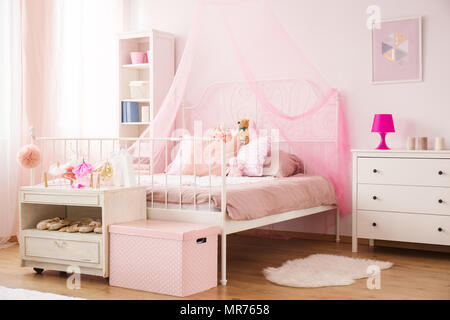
top-left (22, 192), bottom-right (100, 206)
top-left (358, 158), bottom-right (450, 187)
top-left (24, 236), bottom-right (100, 264)
top-left (357, 211), bottom-right (450, 246)
top-left (357, 184), bottom-right (450, 216)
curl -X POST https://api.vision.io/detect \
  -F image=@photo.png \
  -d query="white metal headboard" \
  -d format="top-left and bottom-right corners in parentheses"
top-left (181, 78), bottom-right (337, 152)
top-left (182, 79), bottom-right (321, 132)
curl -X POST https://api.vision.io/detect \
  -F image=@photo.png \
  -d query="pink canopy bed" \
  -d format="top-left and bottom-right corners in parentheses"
top-left (28, 0), bottom-right (350, 285)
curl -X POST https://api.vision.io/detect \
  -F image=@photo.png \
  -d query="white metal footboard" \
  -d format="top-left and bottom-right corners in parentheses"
top-left (30, 131), bottom-right (228, 217)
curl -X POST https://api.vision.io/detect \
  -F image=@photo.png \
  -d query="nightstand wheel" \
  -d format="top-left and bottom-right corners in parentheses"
top-left (438, 199), bottom-right (443, 204)
top-left (372, 222), bottom-right (377, 227)
top-left (372, 196), bottom-right (377, 200)
top-left (438, 170), bottom-right (443, 175)
top-left (33, 268), bottom-right (44, 274)
top-left (438, 227), bottom-right (443, 232)
top-left (373, 169), bottom-right (378, 173)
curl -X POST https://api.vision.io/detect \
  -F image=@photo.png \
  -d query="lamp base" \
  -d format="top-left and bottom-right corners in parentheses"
top-left (375, 132), bottom-right (390, 150)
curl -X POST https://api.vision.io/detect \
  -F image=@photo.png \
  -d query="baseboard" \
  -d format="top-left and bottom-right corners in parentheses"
top-left (238, 229), bottom-right (450, 254)
top-left (8, 230), bottom-right (449, 253)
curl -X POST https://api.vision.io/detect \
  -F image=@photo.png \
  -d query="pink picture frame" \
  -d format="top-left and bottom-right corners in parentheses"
top-left (372, 16), bottom-right (422, 84)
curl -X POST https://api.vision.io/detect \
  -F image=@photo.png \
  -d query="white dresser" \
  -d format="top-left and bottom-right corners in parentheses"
top-left (352, 150), bottom-right (450, 252)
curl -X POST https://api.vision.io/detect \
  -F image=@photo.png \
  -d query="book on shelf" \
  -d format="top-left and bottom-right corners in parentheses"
top-left (121, 101), bottom-right (140, 123)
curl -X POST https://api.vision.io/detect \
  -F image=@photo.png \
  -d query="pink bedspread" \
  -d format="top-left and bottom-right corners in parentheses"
top-left (146, 174), bottom-right (336, 220)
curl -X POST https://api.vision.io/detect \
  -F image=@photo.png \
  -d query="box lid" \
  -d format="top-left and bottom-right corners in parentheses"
top-left (109, 219), bottom-right (221, 241)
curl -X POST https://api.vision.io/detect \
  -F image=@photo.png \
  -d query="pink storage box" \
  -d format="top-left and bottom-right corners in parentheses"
top-left (130, 51), bottom-right (147, 64)
top-left (109, 220), bottom-right (220, 297)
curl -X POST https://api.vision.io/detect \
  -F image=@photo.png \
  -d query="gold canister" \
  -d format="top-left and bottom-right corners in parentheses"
top-left (406, 137), bottom-right (416, 150)
top-left (416, 137), bottom-right (428, 150)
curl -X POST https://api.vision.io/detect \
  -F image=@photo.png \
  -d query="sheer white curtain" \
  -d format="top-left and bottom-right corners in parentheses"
top-left (21, 0), bottom-right (122, 140)
top-left (0, 0), bottom-right (21, 245)
top-left (52, 0), bottom-right (122, 137)
top-left (0, 0), bottom-right (122, 245)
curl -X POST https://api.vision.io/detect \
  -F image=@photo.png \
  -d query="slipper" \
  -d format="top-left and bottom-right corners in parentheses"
top-left (36, 217), bottom-right (61, 230)
top-left (65, 217), bottom-right (93, 233)
top-left (59, 218), bottom-right (82, 232)
top-left (94, 227), bottom-right (102, 234)
top-left (65, 223), bottom-right (80, 233)
top-left (60, 219), bottom-right (80, 232)
top-left (92, 220), bottom-right (102, 234)
top-left (79, 219), bottom-right (101, 233)
top-left (48, 218), bottom-right (72, 231)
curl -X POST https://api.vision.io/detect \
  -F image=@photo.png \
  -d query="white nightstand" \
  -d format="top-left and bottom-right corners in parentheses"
top-left (19, 185), bottom-right (147, 277)
top-left (352, 150), bottom-right (450, 252)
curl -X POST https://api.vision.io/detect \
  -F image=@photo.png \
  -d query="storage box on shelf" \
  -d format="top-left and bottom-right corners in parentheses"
top-left (109, 220), bottom-right (220, 297)
top-left (19, 185), bottom-right (147, 277)
top-left (129, 81), bottom-right (149, 100)
top-left (119, 30), bottom-right (174, 139)
top-left (352, 150), bottom-right (450, 252)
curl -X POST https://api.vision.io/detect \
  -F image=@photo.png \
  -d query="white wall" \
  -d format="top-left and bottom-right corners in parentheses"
top-left (124, 0), bottom-right (450, 236)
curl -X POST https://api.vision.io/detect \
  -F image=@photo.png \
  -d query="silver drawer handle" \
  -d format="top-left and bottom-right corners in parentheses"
top-left (54, 240), bottom-right (67, 248)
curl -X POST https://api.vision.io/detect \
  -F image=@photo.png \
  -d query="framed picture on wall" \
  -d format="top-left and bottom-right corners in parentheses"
top-left (371, 16), bottom-right (422, 84)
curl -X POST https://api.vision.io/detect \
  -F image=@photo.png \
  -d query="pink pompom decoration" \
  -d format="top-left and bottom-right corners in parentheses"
top-left (17, 144), bottom-right (41, 169)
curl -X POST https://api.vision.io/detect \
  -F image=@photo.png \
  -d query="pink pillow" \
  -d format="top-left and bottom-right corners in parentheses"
top-left (167, 134), bottom-right (239, 176)
top-left (263, 150), bottom-right (304, 177)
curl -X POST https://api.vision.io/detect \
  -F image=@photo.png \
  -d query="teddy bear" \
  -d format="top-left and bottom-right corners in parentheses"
top-left (237, 119), bottom-right (250, 145)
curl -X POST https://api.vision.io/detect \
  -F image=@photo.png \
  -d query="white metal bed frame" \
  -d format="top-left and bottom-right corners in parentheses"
top-left (29, 79), bottom-right (341, 286)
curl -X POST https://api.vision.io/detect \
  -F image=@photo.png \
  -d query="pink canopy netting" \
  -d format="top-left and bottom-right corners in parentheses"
top-left (130, 0), bottom-right (351, 214)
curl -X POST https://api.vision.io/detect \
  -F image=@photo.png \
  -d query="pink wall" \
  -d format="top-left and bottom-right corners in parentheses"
top-left (124, 0), bottom-right (450, 236)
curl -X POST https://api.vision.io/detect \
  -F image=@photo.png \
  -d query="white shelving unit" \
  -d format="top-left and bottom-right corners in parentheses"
top-left (119, 30), bottom-right (175, 141)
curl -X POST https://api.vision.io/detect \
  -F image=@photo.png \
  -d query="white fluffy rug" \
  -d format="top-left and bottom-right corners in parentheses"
top-left (263, 254), bottom-right (393, 288)
top-left (0, 286), bottom-right (84, 300)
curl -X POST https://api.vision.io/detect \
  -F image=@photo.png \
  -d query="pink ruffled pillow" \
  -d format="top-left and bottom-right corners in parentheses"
top-left (17, 144), bottom-right (41, 169)
top-left (231, 135), bottom-right (271, 177)
top-left (263, 150), bottom-right (304, 177)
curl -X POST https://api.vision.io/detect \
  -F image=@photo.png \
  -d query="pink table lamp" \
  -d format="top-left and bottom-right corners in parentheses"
top-left (371, 114), bottom-right (395, 150)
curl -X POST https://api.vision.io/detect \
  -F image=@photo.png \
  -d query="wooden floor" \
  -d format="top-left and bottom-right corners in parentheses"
top-left (0, 234), bottom-right (449, 300)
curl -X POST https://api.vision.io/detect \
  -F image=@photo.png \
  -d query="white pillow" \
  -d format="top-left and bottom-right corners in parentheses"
top-left (236, 135), bottom-right (270, 176)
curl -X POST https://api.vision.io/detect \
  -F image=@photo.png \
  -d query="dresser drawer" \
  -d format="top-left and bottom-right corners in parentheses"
top-left (24, 236), bottom-right (100, 264)
top-left (357, 157), bottom-right (450, 187)
top-left (357, 184), bottom-right (450, 216)
top-left (357, 211), bottom-right (450, 245)
top-left (22, 192), bottom-right (100, 206)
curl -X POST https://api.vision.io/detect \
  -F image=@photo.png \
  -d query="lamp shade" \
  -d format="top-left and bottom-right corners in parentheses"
top-left (371, 114), bottom-right (395, 133)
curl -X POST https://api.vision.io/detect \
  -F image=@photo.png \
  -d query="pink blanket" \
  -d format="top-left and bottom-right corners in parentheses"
top-left (146, 174), bottom-right (336, 220)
